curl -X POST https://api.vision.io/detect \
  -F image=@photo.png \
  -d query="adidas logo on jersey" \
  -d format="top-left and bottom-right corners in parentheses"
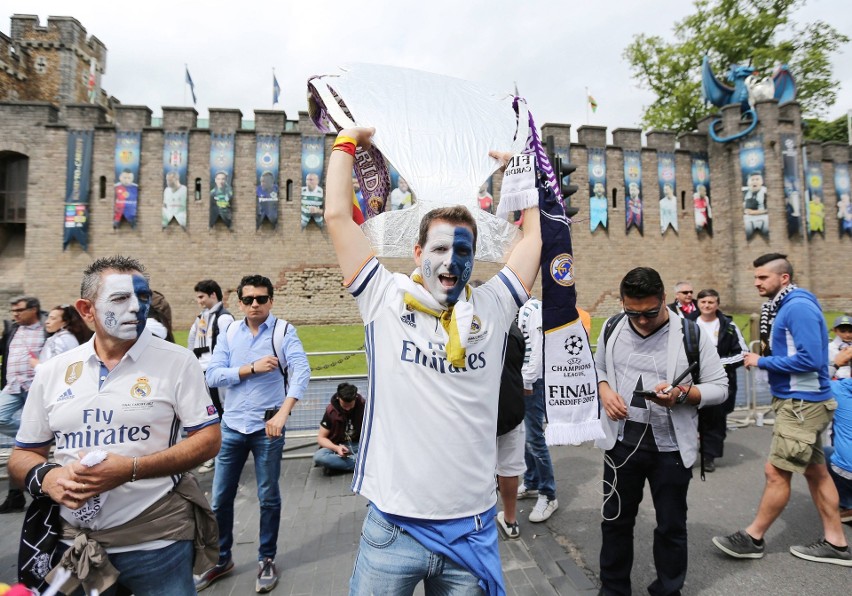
top-left (400, 313), bottom-right (416, 328)
top-left (57, 388), bottom-right (75, 402)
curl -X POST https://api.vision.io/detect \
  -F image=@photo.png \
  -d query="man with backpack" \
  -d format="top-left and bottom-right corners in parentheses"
top-left (595, 267), bottom-right (727, 596)
top-left (197, 274), bottom-right (310, 593)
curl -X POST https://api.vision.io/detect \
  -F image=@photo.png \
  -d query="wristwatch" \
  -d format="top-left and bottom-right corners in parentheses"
top-left (675, 387), bottom-right (688, 405)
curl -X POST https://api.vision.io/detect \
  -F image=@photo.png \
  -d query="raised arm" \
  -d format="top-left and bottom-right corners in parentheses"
top-left (506, 205), bottom-right (541, 291)
top-left (325, 127), bottom-right (377, 281)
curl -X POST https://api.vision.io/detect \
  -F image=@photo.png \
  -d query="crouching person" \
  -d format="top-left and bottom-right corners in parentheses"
top-left (314, 382), bottom-right (365, 476)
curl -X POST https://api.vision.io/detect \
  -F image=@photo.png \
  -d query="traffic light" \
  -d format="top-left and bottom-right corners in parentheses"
top-left (546, 136), bottom-right (580, 217)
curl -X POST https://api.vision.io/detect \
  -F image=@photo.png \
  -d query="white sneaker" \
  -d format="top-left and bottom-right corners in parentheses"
top-left (197, 459), bottom-right (215, 474)
top-left (528, 495), bottom-right (558, 523)
top-left (495, 511), bottom-right (520, 539)
top-left (517, 484), bottom-right (539, 499)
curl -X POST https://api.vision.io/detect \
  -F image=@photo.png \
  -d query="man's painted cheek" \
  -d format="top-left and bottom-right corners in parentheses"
top-left (447, 228), bottom-right (474, 302)
top-left (133, 275), bottom-right (151, 334)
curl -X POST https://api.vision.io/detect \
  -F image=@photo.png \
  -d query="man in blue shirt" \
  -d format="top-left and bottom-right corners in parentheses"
top-left (197, 274), bottom-right (310, 593)
top-left (713, 253), bottom-right (851, 567)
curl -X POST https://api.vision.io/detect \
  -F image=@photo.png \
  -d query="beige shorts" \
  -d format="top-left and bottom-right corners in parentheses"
top-left (769, 397), bottom-right (837, 473)
top-left (496, 423), bottom-right (526, 477)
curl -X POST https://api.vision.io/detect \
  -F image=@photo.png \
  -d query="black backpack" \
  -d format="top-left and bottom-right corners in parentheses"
top-left (602, 311), bottom-right (710, 479)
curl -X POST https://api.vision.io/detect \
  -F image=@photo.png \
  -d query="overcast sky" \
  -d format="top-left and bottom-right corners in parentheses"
top-left (6, 0), bottom-right (851, 140)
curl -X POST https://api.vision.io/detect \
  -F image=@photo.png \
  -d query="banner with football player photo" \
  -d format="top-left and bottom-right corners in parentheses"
top-left (588, 147), bottom-right (607, 232)
top-left (209, 134), bottom-right (235, 228)
top-left (657, 151), bottom-right (677, 234)
top-left (780, 133), bottom-right (802, 238)
top-left (691, 152), bottom-right (712, 235)
top-left (739, 135), bottom-right (769, 240)
top-left (623, 149), bottom-right (643, 235)
top-left (300, 135), bottom-right (325, 230)
top-left (63, 130), bottom-right (94, 251)
top-left (835, 161), bottom-right (852, 237)
top-left (806, 161), bottom-right (825, 237)
top-left (162, 132), bottom-right (189, 229)
top-left (256, 135), bottom-right (280, 229)
top-left (113, 131), bottom-right (141, 229)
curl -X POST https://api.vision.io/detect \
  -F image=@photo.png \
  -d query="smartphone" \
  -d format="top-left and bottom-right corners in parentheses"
top-left (633, 390), bottom-right (658, 399)
top-left (264, 408), bottom-right (280, 421)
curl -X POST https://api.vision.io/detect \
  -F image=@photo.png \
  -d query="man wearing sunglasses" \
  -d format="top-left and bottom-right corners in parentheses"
top-left (595, 267), bottom-right (727, 596)
top-left (0, 296), bottom-right (45, 513)
top-left (201, 274), bottom-right (310, 593)
top-left (668, 281), bottom-right (698, 319)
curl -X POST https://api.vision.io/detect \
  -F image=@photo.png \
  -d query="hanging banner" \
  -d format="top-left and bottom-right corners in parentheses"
top-left (588, 147), bottom-right (607, 232)
top-left (300, 135), bottom-right (325, 230)
top-left (113, 131), bottom-right (141, 229)
top-left (63, 130), bottom-right (94, 251)
top-left (657, 151), bottom-right (677, 234)
top-left (623, 150), bottom-right (643, 235)
top-left (256, 135), bottom-right (280, 229)
top-left (163, 132), bottom-right (189, 229)
top-left (739, 135), bottom-right (769, 240)
top-left (209, 134), bottom-right (235, 228)
top-left (805, 162), bottom-right (825, 237)
top-left (779, 134), bottom-right (802, 238)
top-left (691, 152), bottom-right (712, 236)
top-left (835, 162), bottom-right (852, 237)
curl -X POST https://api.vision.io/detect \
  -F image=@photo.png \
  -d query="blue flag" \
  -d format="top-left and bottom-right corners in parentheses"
top-left (273, 73), bottom-right (281, 105)
top-left (185, 67), bottom-right (197, 105)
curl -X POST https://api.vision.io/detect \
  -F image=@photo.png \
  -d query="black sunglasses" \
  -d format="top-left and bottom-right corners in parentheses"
top-left (240, 295), bottom-right (270, 306)
top-left (623, 301), bottom-right (664, 319)
top-left (678, 290), bottom-right (693, 295)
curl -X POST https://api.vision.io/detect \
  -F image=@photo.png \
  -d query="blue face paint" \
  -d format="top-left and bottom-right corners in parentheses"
top-left (446, 227), bottom-right (474, 304)
top-left (133, 274), bottom-right (152, 336)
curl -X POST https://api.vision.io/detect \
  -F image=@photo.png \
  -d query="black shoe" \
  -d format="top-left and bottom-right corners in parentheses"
top-left (0, 489), bottom-right (25, 514)
top-left (705, 458), bottom-right (716, 473)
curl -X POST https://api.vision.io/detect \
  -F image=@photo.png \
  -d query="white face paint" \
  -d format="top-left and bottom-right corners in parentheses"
top-left (94, 273), bottom-right (151, 340)
top-left (419, 222), bottom-right (474, 306)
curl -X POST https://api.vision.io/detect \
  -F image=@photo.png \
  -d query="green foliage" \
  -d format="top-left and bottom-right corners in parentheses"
top-left (624, 0), bottom-right (849, 132)
top-left (803, 115), bottom-right (849, 143)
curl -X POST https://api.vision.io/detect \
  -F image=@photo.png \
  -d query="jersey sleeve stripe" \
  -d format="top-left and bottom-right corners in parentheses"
top-left (15, 439), bottom-right (54, 449)
top-left (497, 266), bottom-right (529, 308)
top-left (184, 418), bottom-right (220, 433)
top-left (347, 258), bottom-right (381, 297)
top-left (344, 256), bottom-right (378, 289)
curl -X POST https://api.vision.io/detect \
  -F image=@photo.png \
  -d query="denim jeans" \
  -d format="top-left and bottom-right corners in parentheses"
top-left (212, 421), bottom-right (284, 561)
top-left (825, 446), bottom-right (852, 510)
top-left (314, 441), bottom-right (359, 472)
top-left (64, 539), bottom-right (195, 596)
top-left (0, 388), bottom-right (26, 438)
top-left (349, 507), bottom-right (483, 595)
top-left (523, 379), bottom-right (556, 498)
top-left (600, 442), bottom-right (693, 596)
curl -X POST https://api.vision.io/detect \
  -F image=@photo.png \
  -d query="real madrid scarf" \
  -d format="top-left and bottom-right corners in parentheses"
top-left (499, 109), bottom-right (604, 445)
top-left (399, 271), bottom-right (473, 368)
top-left (759, 283), bottom-right (797, 356)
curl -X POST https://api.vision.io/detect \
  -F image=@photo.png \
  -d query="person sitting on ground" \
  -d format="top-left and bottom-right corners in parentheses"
top-left (314, 382), bottom-right (366, 475)
top-left (829, 315), bottom-right (852, 379)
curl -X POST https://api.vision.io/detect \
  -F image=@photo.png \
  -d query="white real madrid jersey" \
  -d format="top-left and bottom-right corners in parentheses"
top-left (347, 258), bottom-right (528, 519)
top-left (17, 328), bottom-right (218, 534)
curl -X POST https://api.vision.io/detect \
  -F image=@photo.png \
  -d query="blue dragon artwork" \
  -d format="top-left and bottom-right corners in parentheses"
top-left (701, 56), bottom-right (796, 143)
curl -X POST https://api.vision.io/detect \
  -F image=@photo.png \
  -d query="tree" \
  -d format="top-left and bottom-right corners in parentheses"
top-left (624, 0), bottom-right (849, 133)
top-left (803, 115), bottom-right (849, 143)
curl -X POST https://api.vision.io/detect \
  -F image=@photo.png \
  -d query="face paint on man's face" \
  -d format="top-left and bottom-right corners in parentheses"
top-left (95, 273), bottom-right (152, 340)
top-left (420, 223), bottom-right (474, 305)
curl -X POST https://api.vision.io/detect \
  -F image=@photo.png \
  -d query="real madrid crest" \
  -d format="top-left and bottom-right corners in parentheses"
top-left (65, 362), bottom-right (84, 385)
top-left (470, 315), bottom-right (482, 334)
top-left (550, 253), bottom-right (575, 287)
top-left (131, 377), bottom-right (152, 399)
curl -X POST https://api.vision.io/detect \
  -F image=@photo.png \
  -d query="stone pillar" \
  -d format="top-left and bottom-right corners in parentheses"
top-left (677, 132), bottom-right (708, 153)
top-left (114, 105), bottom-right (152, 130)
top-left (208, 108), bottom-right (242, 134)
top-left (63, 103), bottom-right (107, 128)
top-left (612, 128), bottom-right (642, 150)
top-left (576, 125), bottom-right (606, 148)
top-left (254, 110), bottom-right (287, 134)
top-left (162, 106), bottom-right (197, 130)
top-left (645, 130), bottom-right (676, 151)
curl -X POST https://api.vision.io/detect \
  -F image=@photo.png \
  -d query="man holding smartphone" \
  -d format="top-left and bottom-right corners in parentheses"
top-left (198, 274), bottom-right (310, 594)
top-left (594, 267), bottom-right (728, 596)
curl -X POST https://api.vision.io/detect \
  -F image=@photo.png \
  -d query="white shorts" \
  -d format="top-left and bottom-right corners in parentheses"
top-left (496, 423), bottom-right (526, 477)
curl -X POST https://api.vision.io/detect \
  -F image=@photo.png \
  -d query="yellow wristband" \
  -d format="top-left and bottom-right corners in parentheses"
top-left (335, 135), bottom-right (358, 147)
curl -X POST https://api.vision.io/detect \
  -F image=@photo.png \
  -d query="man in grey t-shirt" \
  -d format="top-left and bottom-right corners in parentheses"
top-left (594, 267), bottom-right (727, 596)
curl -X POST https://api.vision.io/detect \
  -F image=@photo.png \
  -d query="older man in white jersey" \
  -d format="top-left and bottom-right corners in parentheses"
top-left (9, 255), bottom-right (220, 595)
top-left (326, 127), bottom-right (541, 595)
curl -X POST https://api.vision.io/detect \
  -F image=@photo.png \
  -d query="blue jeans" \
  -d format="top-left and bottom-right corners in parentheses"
top-left (314, 441), bottom-right (359, 472)
top-left (65, 539), bottom-right (195, 596)
top-left (212, 421), bottom-right (284, 561)
top-left (349, 507), bottom-right (483, 595)
top-left (0, 388), bottom-right (26, 438)
top-left (523, 379), bottom-right (556, 499)
top-left (825, 446), bottom-right (852, 510)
